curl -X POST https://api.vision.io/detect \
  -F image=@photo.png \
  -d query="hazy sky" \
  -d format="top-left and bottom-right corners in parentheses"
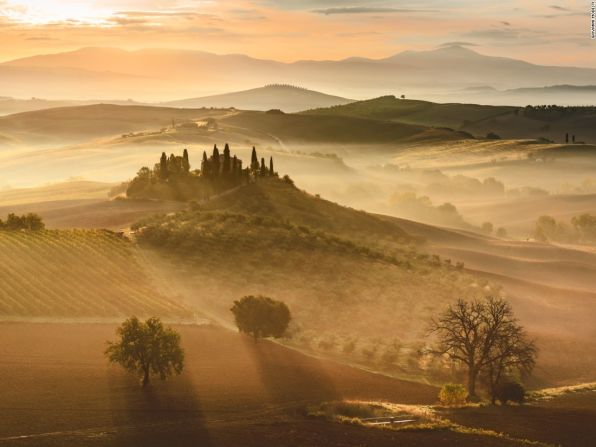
top-left (0, 0), bottom-right (594, 66)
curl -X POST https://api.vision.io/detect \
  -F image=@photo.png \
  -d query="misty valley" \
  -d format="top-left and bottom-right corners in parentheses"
top-left (1, 7), bottom-right (596, 446)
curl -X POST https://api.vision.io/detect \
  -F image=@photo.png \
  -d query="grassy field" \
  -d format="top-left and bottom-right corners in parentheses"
top-left (0, 322), bottom-right (540, 447)
top-left (0, 230), bottom-right (190, 320)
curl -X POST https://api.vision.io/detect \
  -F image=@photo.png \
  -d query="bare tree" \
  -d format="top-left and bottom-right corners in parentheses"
top-left (429, 297), bottom-right (536, 401)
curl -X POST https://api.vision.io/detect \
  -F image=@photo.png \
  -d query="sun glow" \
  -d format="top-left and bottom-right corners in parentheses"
top-left (1, 0), bottom-right (114, 25)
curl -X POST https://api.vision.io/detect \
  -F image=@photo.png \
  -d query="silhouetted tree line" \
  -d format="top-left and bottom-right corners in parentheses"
top-left (524, 105), bottom-right (596, 121)
top-left (0, 213), bottom-right (45, 231)
top-left (127, 144), bottom-right (277, 201)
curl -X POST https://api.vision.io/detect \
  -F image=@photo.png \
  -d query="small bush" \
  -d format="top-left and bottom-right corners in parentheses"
top-left (496, 381), bottom-right (525, 405)
top-left (439, 383), bottom-right (468, 406)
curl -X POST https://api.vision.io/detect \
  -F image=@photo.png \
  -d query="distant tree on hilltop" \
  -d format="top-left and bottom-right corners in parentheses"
top-left (0, 213), bottom-right (45, 231)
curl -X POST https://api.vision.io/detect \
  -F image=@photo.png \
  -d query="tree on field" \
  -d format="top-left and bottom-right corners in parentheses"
top-left (230, 296), bottom-right (291, 341)
top-left (439, 383), bottom-right (467, 406)
top-left (260, 157), bottom-right (268, 176)
top-left (269, 157), bottom-right (275, 176)
top-left (1, 213), bottom-right (45, 231)
top-left (481, 222), bottom-right (493, 235)
top-left (428, 297), bottom-right (536, 401)
top-left (105, 317), bottom-right (184, 387)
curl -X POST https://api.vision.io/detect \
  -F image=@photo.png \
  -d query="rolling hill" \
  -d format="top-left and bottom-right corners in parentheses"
top-left (306, 96), bottom-right (596, 144)
top-left (0, 104), bottom-right (232, 145)
top-left (164, 84), bottom-right (354, 113)
top-left (0, 102), bottom-right (468, 147)
top-left (0, 229), bottom-right (191, 320)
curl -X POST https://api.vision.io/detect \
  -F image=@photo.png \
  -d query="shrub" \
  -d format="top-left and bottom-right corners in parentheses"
top-left (439, 383), bottom-right (468, 406)
top-left (496, 381), bottom-right (525, 405)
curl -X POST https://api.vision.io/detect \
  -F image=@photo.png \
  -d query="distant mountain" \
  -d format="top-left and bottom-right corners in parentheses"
top-left (163, 84), bottom-right (354, 112)
top-left (3, 46), bottom-right (596, 102)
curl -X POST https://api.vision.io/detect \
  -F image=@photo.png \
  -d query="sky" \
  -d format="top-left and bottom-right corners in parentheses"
top-left (0, 0), bottom-right (594, 66)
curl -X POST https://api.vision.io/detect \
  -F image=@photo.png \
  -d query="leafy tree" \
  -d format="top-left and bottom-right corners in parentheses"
top-left (439, 383), bottom-right (467, 406)
top-left (105, 317), bottom-right (184, 387)
top-left (1, 213), bottom-right (45, 231)
top-left (496, 227), bottom-right (508, 238)
top-left (495, 380), bottom-right (526, 405)
top-left (429, 297), bottom-right (536, 401)
top-left (481, 222), bottom-right (494, 235)
top-left (230, 295), bottom-right (291, 341)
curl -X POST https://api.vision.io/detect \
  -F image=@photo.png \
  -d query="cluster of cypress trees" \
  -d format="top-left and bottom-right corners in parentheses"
top-left (127, 144), bottom-right (277, 201)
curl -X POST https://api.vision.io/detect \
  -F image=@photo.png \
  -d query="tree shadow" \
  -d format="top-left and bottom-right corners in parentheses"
top-left (106, 368), bottom-right (212, 447)
top-left (241, 336), bottom-right (340, 409)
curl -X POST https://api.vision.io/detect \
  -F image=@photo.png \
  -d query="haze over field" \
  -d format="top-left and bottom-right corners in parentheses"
top-left (1, 1), bottom-right (596, 446)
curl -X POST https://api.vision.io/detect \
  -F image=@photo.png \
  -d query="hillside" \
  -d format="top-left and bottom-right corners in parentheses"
top-left (305, 95), bottom-right (514, 129)
top-left (0, 104), bottom-right (232, 145)
top-left (132, 178), bottom-right (489, 380)
top-left (164, 84), bottom-right (354, 113)
top-left (0, 229), bottom-right (191, 320)
top-left (306, 96), bottom-right (596, 144)
top-left (219, 110), bottom-right (466, 144)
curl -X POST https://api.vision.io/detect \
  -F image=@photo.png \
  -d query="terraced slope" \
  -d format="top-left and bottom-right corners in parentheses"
top-left (0, 230), bottom-right (191, 319)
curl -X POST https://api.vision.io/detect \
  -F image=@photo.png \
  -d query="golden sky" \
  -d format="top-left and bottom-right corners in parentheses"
top-left (0, 0), bottom-right (593, 66)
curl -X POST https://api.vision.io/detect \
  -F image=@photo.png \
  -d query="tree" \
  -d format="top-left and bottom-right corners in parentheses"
top-left (182, 149), bottom-right (190, 173)
top-left (481, 222), bottom-right (493, 235)
top-left (105, 317), bottom-right (184, 387)
top-left (201, 151), bottom-right (209, 177)
top-left (439, 384), bottom-right (467, 406)
top-left (223, 143), bottom-right (231, 174)
top-left (495, 380), bottom-right (526, 405)
top-left (260, 157), bottom-right (268, 176)
top-left (428, 297), bottom-right (536, 401)
top-left (230, 296), bottom-right (291, 341)
top-left (212, 145), bottom-right (220, 175)
top-left (251, 146), bottom-right (259, 172)
top-left (269, 156), bottom-right (274, 176)
top-left (496, 227), bottom-right (508, 238)
top-left (159, 152), bottom-right (168, 180)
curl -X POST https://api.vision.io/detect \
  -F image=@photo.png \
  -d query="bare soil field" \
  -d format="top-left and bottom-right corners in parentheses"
top-left (0, 322), bottom-right (529, 447)
top-left (444, 391), bottom-right (596, 447)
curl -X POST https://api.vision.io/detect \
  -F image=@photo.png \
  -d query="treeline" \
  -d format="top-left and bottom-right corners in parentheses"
top-left (534, 213), bottom-right (596, 244)
top-left (524, 105), bottom-right (596, 121)
top-left (0, 213), bottom-right (44, 231)
top-left (126, 144), bottom-right (276, 201)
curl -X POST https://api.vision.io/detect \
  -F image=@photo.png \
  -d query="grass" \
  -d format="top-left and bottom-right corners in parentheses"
top-left (0, 229), bottom-right (192, 320)
top-left (309, 400), bottom-right (557, 447)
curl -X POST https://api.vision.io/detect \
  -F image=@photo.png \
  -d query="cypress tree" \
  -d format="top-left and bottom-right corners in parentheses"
top-left (201, 151), bottom-right (209, 177)
top-left (269, 157), bottom-right (274, 176)
top-left (212, 145), bottom-right (220, 176)
top-left (251, 147), bottom-right (259, 172)
top-left (260, 157), bottom-right (267, 176)
top-left (182, 149), bottom-right (190, 172)
top-left (159, 152), bottom-right (168, 180)
top-left (223, 143), bottom-right (231, 174)
top-left (565, 133), bottom-right (569, 144)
